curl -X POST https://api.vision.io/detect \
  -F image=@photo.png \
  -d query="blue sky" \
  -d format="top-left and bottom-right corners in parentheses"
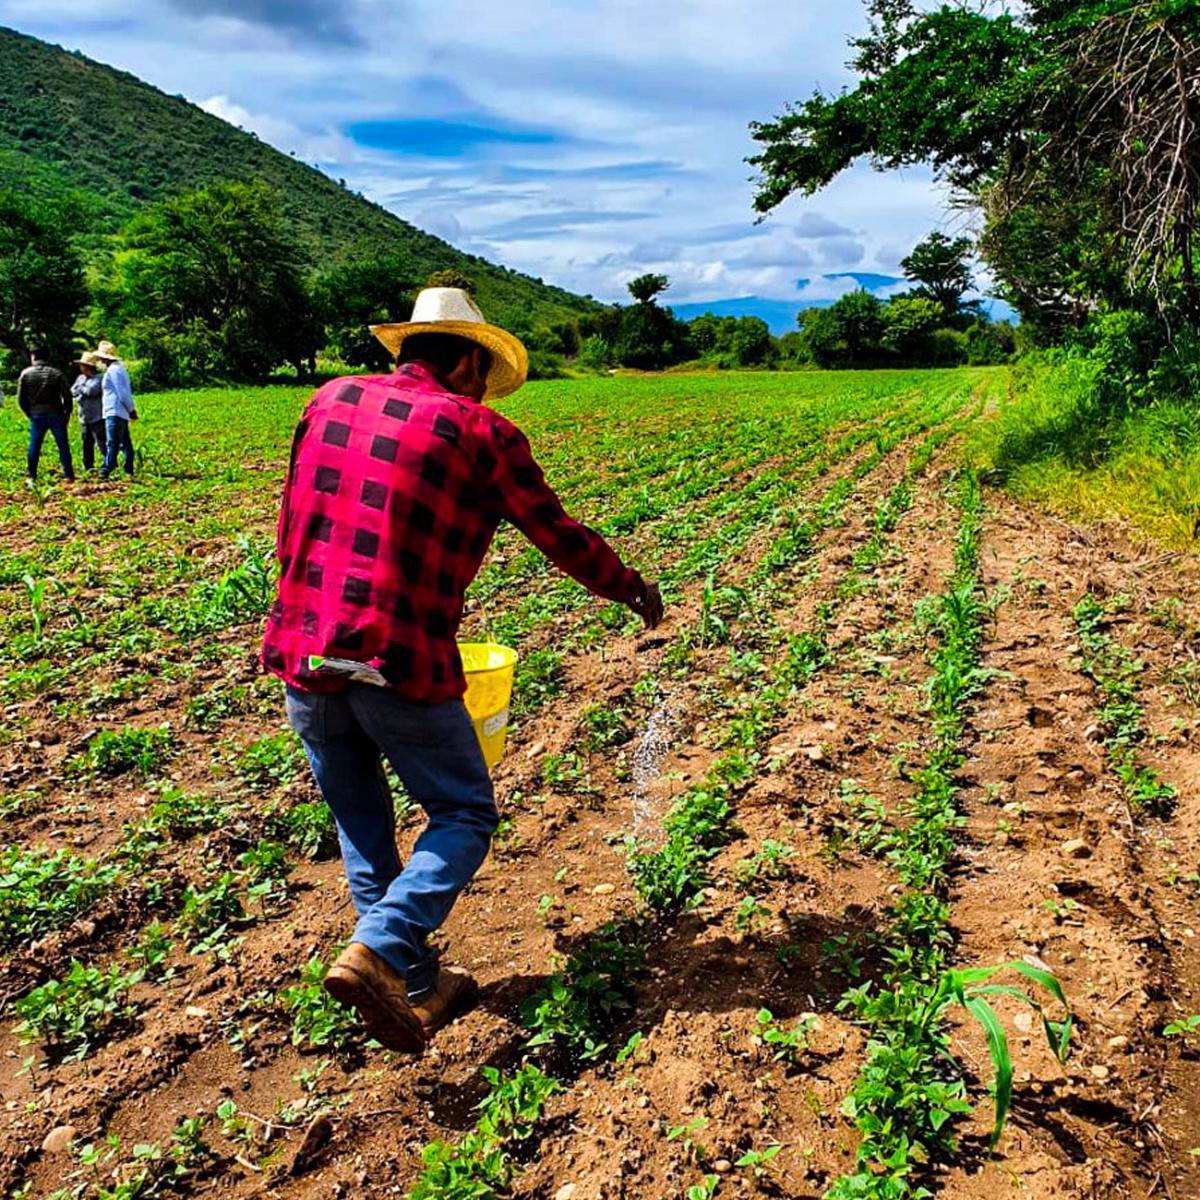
top-left (4, 0), bottom-right (983, 315)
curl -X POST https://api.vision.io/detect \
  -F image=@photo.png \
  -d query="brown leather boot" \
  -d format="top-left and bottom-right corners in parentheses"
top-left (409, 966), bottom-right (479, 1039)
top-left (323, 943), bottom-right (426, 1054)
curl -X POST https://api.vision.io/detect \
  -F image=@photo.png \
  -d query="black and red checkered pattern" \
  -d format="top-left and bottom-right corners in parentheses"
top-left (262, 362), bottom-right (647, 702)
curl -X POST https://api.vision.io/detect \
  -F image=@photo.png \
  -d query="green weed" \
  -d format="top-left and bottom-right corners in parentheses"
top-left (265, 798), bottom-right (338, 859)
top-left (0, 845), bottom-right (120, 949)
top-left (13, 961), bottom-right (142, 1060)
top-left (756, 1008), bottom-right (815, 1064)
top-left (231, 729), bottom-right (306, 791)
top-left (279, 957), bottom-right (358, 1051)
top-left (74, 726), bottom-right (174, 777)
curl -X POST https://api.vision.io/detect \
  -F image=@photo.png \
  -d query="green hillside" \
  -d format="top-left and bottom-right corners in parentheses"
top-left (0, 25), bottom-right (593, 328)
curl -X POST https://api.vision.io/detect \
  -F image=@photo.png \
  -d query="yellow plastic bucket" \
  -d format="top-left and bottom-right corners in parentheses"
top-left (459, 642), bottom-right (519, 768)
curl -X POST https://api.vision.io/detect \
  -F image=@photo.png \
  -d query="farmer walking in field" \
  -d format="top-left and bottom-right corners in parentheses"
top-left (71, 351), bottom-right (107, 473)
top-left (262, 286), bottom-right (662, 1053)
top-left (18, 347), bottom-right (75, 483)
top-left (93, 340), bottom-right (137, 480)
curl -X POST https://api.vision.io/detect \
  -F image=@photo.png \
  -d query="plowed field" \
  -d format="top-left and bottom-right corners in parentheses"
top-left (1, 370), bottom-right (1197, 1200)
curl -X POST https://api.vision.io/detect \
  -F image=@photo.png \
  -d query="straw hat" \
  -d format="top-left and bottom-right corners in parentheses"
top-left (92, 340), bottom-right (121, 362)
top-left (72, 351), bottom-right (101, 369)
top-left (370, 288), bottom-right (528, 400)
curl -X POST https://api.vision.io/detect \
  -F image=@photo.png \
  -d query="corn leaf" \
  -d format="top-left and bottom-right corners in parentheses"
top-left (963, 994), bottom-right (1013, 1151)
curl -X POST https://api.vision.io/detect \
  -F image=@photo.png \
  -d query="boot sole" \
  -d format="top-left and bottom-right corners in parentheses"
top-left (324, 965), bottom-right (426, 1054)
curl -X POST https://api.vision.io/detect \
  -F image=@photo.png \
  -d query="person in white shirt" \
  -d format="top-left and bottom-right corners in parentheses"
top-left (93, 340), bottom-right (137, 480)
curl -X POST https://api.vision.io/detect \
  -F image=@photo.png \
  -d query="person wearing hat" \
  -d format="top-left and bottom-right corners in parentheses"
top-left (262, 286), bottom-right (663, 1054)
top-left (17, 347), bottom-right (75, 483)
top-left (71, 351), bottom-right (107, 473)
top-left (93, 340), bottom-right (137, 480)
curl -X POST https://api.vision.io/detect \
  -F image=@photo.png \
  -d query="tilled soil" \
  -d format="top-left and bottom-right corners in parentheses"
top-left (3, 406), bottom-right (1199, 1200)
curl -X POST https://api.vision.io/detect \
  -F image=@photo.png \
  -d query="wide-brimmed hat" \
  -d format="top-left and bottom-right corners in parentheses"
top-left (72, 351), bottom-right (101, 369)
top-left (370, 288), bottom-right (528, 400)
top-left (92, 340), bottom-right (121, 362)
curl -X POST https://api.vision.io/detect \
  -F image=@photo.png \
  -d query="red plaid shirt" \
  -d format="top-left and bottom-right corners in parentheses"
top-left (262, 363), bottom-right (647, 702)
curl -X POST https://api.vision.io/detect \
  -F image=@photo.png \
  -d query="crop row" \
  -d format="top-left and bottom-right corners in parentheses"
top-left (824, 472), bottom-right (1072, 1200)
top-left (1072, 594), bottom-right (1176, 816)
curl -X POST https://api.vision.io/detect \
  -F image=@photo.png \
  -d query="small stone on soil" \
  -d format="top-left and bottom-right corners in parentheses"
top-left (555, 1186), bottom-right (577, 1200)
top-left (1060, 838), bottom-right (1092, 858)
top-left (42, 1125), bottom-right (75, 1153)
top-left (592, 883), bottom-right (616, 895)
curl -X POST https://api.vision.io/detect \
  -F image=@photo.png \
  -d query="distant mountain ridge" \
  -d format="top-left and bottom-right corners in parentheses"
top-left (0, 25), bottom-right (593, 328)
top-left (673, 282), bottom-right (1018, 335)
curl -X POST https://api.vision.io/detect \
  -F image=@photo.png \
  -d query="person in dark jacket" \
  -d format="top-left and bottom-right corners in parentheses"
top-left (17, 348), bottom-right (74, 482)
top-left (70, 351), bottom-right (107, 472)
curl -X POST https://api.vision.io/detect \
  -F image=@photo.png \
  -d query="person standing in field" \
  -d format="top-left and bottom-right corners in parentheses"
top-left (70, 351), bottom-right (107, 473)
top-left (93, 341), bottom-right (137, 480)
top-left (262, 286), bottom-right (663, 1054)
top-left (18, 347), bottom-right (75, 483)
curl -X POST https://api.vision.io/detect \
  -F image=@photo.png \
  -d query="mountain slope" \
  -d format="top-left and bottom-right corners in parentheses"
top-left (0, 25), bottom-right (592, 328)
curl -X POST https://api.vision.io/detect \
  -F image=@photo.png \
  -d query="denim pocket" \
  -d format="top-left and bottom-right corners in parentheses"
top-left (285, 686), bottom-right (328, 744)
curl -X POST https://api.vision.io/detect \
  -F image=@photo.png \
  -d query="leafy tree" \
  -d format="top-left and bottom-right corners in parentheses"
top-left (105, 181), bottom-right (308, 380)
top-left (0, 190), bottom-right (87, 363)
top-left (881, 295), bottom-right (945, 362)
top-left (578, 306), bottom-right (623, 346)
top-left (799, 291), bottom-right (886, 369)
top-left (316, 254), bottom-right (416, 369)
top-left (577, 335), bottom-right (614, 369)
top-left (750, 0), bottom-right (1200, 335)
top-left (627, 274), bottom-right (670, 305)
top-left (425, 267), bottom-right (477, 295)
top-left (902, 232), bottom-right (974, 318)
top-left (965, 318), bottom-right (1017, 365)
top-left (777, 330), bottom-right (809, 363)
top-left (731, 316), bottom-right (776, 366)
top-left (616, 302), bottom-right (690, 370)
top-left (687, 313), bottom-right (735, 356)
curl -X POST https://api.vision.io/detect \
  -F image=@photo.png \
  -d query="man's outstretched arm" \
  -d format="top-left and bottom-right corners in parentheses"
top-left (485, 416), bottom-right (663, 629)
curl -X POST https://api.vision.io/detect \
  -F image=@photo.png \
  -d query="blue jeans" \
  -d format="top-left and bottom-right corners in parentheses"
top-left (285, 684), bottom-right (498, 1000)
top-left (101, 415), bottom-right (134, 477)
top-left (27, 413), bottom-right (74, 480)
top-left (81, 419), bottom-right (107, 472)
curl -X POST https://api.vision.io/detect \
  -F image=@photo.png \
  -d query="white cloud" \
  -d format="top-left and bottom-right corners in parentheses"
top-left (11, 1), bottom-right (952, 305)
top-left (197, 96), bottom-right (358, 165)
